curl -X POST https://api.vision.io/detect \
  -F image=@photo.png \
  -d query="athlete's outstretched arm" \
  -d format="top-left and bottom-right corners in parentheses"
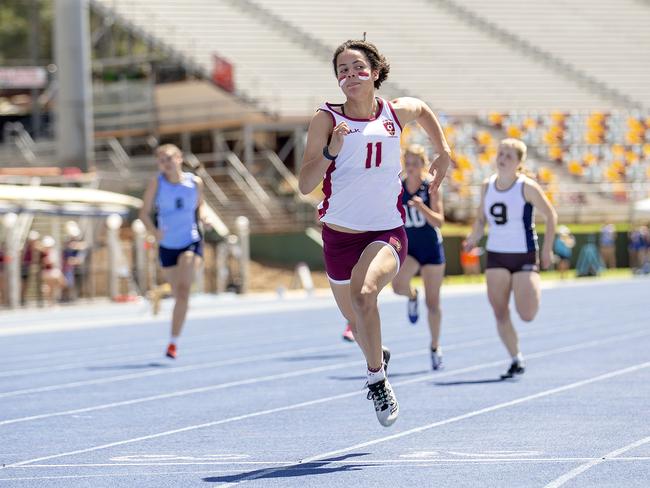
top-left (464, 180), bottom-right (489, 251)
top-left (524, 179), bottom-right (558, 269)
top-left (391, 97), bottom-right (452, 191)
top-left (139, 176), bottom-right (161, 241)
top-left (299, 110), bottom-right (343, 195)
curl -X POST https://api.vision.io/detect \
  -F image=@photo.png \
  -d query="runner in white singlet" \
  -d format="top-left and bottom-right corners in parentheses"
top-left (465, 139), bottom-right (557, 379)
top-left (299, 39), bottom-right (452, 427)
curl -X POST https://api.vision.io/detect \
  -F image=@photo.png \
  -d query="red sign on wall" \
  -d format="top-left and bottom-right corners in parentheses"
top-left (212, 55), bottom-right (234, 93)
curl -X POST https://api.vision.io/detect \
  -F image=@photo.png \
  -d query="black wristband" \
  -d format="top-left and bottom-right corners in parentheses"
top-left (323, 146), bottom-right (338, 161)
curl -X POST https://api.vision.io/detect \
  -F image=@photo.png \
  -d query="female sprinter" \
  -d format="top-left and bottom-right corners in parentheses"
top-left (391, 144), bottom-right (446, 371)
top-left (140, 144), bottom-right (206, 359)
top-left (299, 39), bottom-right (452, 427)
top-left (464, 139), bottom-right (557, 379)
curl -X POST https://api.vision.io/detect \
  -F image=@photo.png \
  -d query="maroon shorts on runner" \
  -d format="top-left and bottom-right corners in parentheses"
top-left (322, 225), bottom-right (408, 284)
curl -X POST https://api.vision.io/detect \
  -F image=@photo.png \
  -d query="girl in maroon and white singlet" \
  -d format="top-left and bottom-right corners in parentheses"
top-left (299, 39), bottom-right (452, 427)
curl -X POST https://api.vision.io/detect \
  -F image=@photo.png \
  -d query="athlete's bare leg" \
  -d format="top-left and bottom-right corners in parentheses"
top-left (486, 268), bottom-right (519, 357)
top-left (350, 242), bottom-right (399, 370)
top-left (330, 282), bottom-right (367, 351)
top-left (512, 271), bottom-right (541, 322)
top-left (163, 251), bottom-right (202, 338)
top-left (391, 256), bottom-right (419, 300)
top-left (421, 263), bottom-right (445, 350)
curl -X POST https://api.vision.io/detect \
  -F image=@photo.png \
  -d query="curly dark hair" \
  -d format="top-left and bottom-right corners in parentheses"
top-left (332, 40), bottom-right (390, 89)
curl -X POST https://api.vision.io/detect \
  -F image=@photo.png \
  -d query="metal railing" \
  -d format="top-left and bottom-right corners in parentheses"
top-left (105, 137), bottom-right (131, 178)
top-left (225, 154), bottom-right (265, 202)
top-left (186, 153), bottom-right (230, 207)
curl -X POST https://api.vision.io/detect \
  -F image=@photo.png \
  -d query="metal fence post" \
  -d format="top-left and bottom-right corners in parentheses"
top-left (236, 216), bottom-right (250, 294)
top-left (106, 213), bottom-right (122, 300)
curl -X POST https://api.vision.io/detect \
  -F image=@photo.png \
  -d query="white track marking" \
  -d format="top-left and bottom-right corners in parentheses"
top-left (543, 436), bottom-right (650, 488)
top-left (11, 457), bottom-right (650, 468)
top-left (212, 361), bottom-right (650, 488)
top-left (298, 362), bottom-right (650, 464)
top-left (3, 333), bottom-right (648, 470)
top-left (0, 341), bottom-right (363, 400)
top-left (0, 313), bottom-right (624, 399)
top-left (1, 321), bottom-right (622, 426)
top-left (4, 456), bottom-right (650, 482)
top-left (0, 296), bottom-right (342, 337)
top-left (0, 336), bottom-right (497, 426)
top-left (0, 326), bottom-right (358, 379)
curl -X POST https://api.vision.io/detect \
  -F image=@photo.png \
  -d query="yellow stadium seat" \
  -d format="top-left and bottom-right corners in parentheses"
top-left (476, 130), bottom-right (492, 146)
top-left (488, 112), bottom-right (503, 126)
top-left (451, 168), bottom-right (465, 184)
top-left (548, 145), bottom-right (563, 161)
top-left (583, 153), bottom-right (597, 166)
top-left (643, 144), bottom-right (650, 158)
top-left (551, 111), bottom-right (565, 123)
top-left (626, 132), bottom-right (642, 145)
top-left (625, 151), bottom-right (639, 165)
top-left (523, 118), bottom-right (537, 130)
top-left (585, 132), bottom-right (603, 144)
top-left (568, 160), bottom-right (584, 176)
top-left (506, 125), bottom-right (522, 139)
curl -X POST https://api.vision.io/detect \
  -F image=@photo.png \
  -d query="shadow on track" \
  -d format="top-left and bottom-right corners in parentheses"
top-left (434, 377), bottom-right (507, 386)
top-left (330, 370), bottom-right (429, 381)
top-left (281, 354), bottom-right (350, 362)
top-left (87, 362), bottom-right (169, 371)
top-left (202, 454), bottom-right (373, 483)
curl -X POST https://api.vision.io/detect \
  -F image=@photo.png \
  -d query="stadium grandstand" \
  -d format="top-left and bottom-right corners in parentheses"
top-left (0, 0), bottom-right (649, 301)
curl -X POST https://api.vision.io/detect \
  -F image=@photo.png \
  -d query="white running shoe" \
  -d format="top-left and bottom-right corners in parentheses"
top-left (431, 348), bottom-right (443, 370)
top-left (367, 379), bottom-right (399, 427)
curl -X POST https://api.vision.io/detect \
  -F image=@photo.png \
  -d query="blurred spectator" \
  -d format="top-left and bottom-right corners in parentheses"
top-left (460, 242), bottom-right (482, 276)
top-left (576, 235), bottom-right (604, 277)
top-left (61, 221), bottom-right (88, 302)
top-left (40, 235), bottom-right (65, 306)
top-left (628, 226), bottom-right (649, 272)
top-left (21, 231), bottom-right (40, 306)
top-left (0, 244), bottom-right (5, 306)
top-left (599, 223), bottom-right (617, 269)
top-left (553, 225), bottom-right (575, 279)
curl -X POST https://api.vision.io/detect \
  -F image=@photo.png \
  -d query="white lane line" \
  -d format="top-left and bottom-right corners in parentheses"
top-left (0, 470), bottom-right (242, 482)
top-left (0, 336), bottom-right (496, 426)
top-left (0, 324), bottom-right (360, 379)
top-left (14, 457), bottom-right (650, 468)
top-left (0, 296), bottom-right (341, 337)
top-left (1, 320), bottom-right (613, 426)
top-left (543, 436), bottom-right (650, 488)
top-left (2, 304), bottom-right (494, 378)
top-left (3, 331), bottom-right (647, 470)
top-left (0, 314), bottom-right (620, 398)
top-left (0, 341), bottom-right (360, 400)
top-left (215, 361), bottom-right (650, 488)
top-left (1, 308), bottom-right (354, 368)
top-left (4, 456), bottom-right (650, 483)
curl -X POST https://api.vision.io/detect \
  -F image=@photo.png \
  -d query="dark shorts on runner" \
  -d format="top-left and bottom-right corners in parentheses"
top-left (486, 251), bottom-right (539, 274)
top-left (408, 240), bottom-right (445, 266)
top-left (159, 241), bottom-right (203, 268)
top-left (322, 225), bottom-right (408, 284)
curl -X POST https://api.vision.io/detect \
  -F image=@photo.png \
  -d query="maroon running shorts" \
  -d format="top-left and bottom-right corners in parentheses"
top-left (322, 224), bottom-right (407, 284)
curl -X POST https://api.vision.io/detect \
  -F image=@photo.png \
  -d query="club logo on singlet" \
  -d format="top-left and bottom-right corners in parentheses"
top-left (383, 119), bottom-right (396, 137)
top-left (389, 236), bottom-right (402, 252)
